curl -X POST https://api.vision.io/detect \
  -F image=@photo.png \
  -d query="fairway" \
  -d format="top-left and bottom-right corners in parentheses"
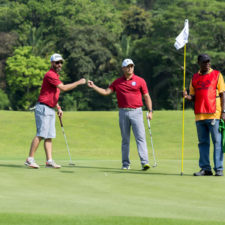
top-left (0, 110), bottom-right (225, 225)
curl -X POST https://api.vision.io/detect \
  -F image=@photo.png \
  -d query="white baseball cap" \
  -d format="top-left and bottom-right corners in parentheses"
top-left (122, 59), bottom-right (134, 67)
top-left (50, 53), bottom-right (64, 62)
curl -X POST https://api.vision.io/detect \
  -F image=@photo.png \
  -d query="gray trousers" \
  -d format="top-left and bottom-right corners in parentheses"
top-left (119, 107), bottom-right (149, 166)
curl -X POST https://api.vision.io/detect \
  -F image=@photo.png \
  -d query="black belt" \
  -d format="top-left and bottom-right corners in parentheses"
top-left (120, 108), bottom-right (138, 111)
top-left (38, 102), bottom-right (53, 108)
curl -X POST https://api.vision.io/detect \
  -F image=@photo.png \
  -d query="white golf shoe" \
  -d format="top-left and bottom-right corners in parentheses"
top-left (24, 158), bottom-right (40, 169)
top-left (46, 160), bottom-right (61, 169)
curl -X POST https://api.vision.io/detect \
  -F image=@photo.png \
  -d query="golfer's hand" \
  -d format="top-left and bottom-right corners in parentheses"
top-left (57, 108), bottom-right (63, 117)
top-left (147, 112), bottom-right (153, 120)
top-left (79, 78), bottom-right (86, 85)
top-left (87, 80), bottom-right (95, 88)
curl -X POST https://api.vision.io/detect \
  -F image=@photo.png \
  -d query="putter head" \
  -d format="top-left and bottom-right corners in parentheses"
top-left (69, 162), bottom-right (75, 166)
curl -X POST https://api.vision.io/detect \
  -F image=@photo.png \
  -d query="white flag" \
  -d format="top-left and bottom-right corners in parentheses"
top-left (174, 19), bottom-right (189, 50)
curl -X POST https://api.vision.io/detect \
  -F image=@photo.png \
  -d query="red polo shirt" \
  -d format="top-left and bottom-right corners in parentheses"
top-left (38, 68), bottom-right (62, 108)
top-left (109, 74), bottom-right (149, 108)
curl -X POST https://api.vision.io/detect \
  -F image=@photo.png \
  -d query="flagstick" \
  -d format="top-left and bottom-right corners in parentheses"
top-left (181, 44), bottom-right (186, 176)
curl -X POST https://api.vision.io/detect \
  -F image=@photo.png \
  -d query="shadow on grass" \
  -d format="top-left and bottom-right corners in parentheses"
top-left (66, 165), bottom-right (192, 176)
top-left (63, 165), bottom-right (118, 170)
top-left (0, 163), bottom-right (193, 176)
top-left (105, 170), bottom-right (192, 176)
top-left (0, 164), bottom-right (25, 168)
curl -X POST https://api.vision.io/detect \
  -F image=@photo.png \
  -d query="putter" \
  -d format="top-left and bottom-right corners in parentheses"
top-left (58, 116), bottom-right (75, 166)
top-left (146, 112), bottom-right (157, 167)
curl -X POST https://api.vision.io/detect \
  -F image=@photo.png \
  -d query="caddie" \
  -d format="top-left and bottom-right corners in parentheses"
top-left (184, 54), bottom-right (225, 176)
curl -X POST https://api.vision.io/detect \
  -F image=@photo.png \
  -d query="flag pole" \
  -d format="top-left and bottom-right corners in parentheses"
top-left (181, 44), bottom-right (186, 176)
top-left (174, 18), bottom-right (189, 175)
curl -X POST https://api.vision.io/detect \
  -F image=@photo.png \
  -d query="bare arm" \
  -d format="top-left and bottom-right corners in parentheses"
top-left (143, 93), bottom-right (153, 120)
top-left (87, 80), bottom-right (112, 96)
top-left (57, 78), bottom-right (86, 92)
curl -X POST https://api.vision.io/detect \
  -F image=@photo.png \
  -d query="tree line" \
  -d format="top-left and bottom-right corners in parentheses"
top-left (0, 0), bottom-right (225, 111)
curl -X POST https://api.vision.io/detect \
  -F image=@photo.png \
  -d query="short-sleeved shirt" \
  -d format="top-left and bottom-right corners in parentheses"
top-left (189, 69), bottom-right (225, 121)
top-left (38, 68), bottom-right (62, 108)
top-left (109, 74), bottom-right (149, 108)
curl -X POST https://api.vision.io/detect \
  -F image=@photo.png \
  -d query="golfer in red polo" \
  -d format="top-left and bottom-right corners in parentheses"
top-left (88, 59), bottom-right (153, 170)
top-left (25, 53), bottom-right (86, 169)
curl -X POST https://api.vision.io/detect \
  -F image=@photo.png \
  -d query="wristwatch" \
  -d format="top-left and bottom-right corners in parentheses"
top-left (222, 109), bottom-right (225, 113)
top-left (149, 110), bottom-right (153, 112)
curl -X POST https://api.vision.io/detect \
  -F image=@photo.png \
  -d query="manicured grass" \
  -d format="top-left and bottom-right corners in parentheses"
top-left (0, 160), bottom-right (225, 225)
top-left (0, 110), bottom-right (224, 225)
top-left (0, 110), bottom-right (199, 160)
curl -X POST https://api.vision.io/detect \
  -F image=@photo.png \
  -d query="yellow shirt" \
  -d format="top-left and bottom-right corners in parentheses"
top-left (189, 69), bottom-right (225, 121)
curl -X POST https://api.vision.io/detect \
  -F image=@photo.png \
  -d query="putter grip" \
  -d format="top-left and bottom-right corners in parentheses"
top-left (147, 119), bottom-right (150, 128)
top-left (58, 116), bottom-right (63, 127)
top-left (146, 112), bottom-right (151, 128)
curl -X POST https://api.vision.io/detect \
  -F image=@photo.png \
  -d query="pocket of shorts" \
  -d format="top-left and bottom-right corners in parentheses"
top-left (35, 104), bottom-right (45, 115)
top-left (43, 106), bottom-right (55, 116)
top-left (35, 104), bottom-right (55, 116)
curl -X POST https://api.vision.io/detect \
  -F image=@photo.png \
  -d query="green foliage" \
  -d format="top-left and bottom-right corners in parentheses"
top-left (120, 35), bottom-right (132, 58)
top-left (59, 93), bottom-right (77, 111)
top-left (107, 0), bottom-right (138, 10)
top-left (59, 25), bottom-right (120, 79)
top-left (0, 1), bottom-right (28, 33)
top-left (59, 91), bottom-right (91, 111)
top-left (0, 0), bottom-right (124, 110)
top-left (0, 32), bottom-right (18, 91)
top-left (58, 25), bottom-right (120, 110)
top-left (0, 88), bottom-right (10, 109)
top-left (121, 6), bottom-right (152, 38)
top-left (131, 0), bottom-right (225, 109)
top-left (6, 46), bottom-right (49, 110)
top-left (1, 0), bottom-right (225, 110)
top-left (0, 32), bottom-right (18, 59)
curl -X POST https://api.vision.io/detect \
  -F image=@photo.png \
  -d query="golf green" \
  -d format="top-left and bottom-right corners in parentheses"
top-left (0, 160), bottom-right (225, 225)
top-left (0, 110), bottom-right (224, 225)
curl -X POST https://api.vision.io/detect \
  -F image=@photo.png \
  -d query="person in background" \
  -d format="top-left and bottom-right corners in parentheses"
top-left (25, 53), bottom-right (86, 169)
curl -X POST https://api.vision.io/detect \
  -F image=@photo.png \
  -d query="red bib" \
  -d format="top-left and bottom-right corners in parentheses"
top-left (192, 70), bottom-right (219, 114)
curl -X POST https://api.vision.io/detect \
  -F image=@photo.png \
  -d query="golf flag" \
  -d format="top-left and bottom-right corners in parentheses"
top-left (174, 19), bottom-right (189, 175)
top-left (174, 19), bottom-right (189, 50)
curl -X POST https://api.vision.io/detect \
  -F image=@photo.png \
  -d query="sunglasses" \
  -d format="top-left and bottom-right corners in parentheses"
top-left (55, 61), bottom-right (63, 65)
top-left (125, 64), bottom-right (134, 68)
